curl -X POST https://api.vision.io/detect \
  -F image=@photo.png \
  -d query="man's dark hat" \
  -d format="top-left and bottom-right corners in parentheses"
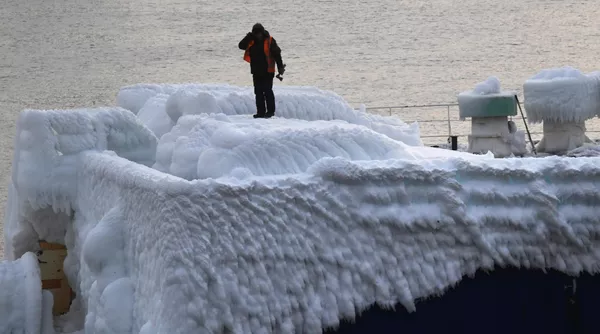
top-left (252, 23), bottom-right (265, 34)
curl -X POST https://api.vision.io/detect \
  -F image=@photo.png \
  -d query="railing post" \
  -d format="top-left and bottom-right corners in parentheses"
top-left (447, 105), bottom-right (452, 136)
top-left (450, 135), bottom-right (458, 150)
top-left (389, 107), bottom-right (392, 116)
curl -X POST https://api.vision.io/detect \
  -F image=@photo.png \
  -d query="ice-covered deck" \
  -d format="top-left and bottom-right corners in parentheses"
top-left (4, 83), bottom-right (600, 333)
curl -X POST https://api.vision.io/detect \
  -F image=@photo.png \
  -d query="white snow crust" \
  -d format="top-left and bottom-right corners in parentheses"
top-left (523, 66), bottom-right (600, 123)
top-left (117, 84), bottom-right (423, 146)
top-left (6, 83), bottom-right (600, 334)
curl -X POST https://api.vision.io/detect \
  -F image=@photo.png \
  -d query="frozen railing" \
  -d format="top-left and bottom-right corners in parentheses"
top-left (359, 102), bottom-right (600, 145)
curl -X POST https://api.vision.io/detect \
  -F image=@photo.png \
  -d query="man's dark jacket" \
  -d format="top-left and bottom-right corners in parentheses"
top-left (238, 31), bottom-right (284, 75)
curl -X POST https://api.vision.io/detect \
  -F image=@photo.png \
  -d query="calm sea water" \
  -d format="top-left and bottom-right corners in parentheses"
top-left (1, 0), bottom-right (599, 255)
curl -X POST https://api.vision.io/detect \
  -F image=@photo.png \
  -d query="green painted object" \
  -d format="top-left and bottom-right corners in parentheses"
top-left (457, 92), bottom-right (518, 118)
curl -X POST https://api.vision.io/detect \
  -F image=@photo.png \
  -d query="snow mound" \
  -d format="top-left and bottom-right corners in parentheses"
top-left (116, 83), bottom-right (235, 115)
top-left (120, 83), bottom-right (423, 145)
top-left (137, 94), bottom-right (173, 139)
top-left (524, 66), bottom-right (600, 123)
top-left (154, 114), bottom-right (487, 180)
top-left (165, 90), bottom-right (223, 122)
top-left (473, 76), bottom-right (502, 95)
top-left (507, 120), bottom-right (528, 155)
top-left (0, 252), bottom-right (54, 334)
top-left (566, 143), bottom-right (600, 157)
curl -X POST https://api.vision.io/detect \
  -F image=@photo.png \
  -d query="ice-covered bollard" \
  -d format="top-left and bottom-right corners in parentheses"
top-left (458, 77), bottom-right (526, 157)
top-left (0, 252), bottom-right (55, 333)
top-left (523, 66), bottom-right (598, 153)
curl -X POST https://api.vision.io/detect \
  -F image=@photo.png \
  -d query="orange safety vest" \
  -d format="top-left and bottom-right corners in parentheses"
top-left (243, 36), bottom-right (276, 73)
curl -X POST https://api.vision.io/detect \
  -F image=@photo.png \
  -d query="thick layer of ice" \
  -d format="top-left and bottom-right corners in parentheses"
top-left (119, 84), bottom-right (423, 146)
top-left (9, 143), bottom-right (600, 333)
top-left (523, 66), bottom-right (600, 123)
top-left (0, 252), bottom-right (53, 334)
top-left (74, 152), bottom-right (600, 333)
top-left (7, 85), bottom-right (600, 333)
top-left (4, 107), bottom-right (158, 260)
top-left (154, 114), bottom-right (487, 180)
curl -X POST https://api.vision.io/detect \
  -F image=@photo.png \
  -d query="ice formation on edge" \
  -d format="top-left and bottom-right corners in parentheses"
top-left (5, 107), bottom-right (157, 258)
top-left (19, 147), bottom-right (600, 334)
top-left (5, 83), bottom-right (600, 333)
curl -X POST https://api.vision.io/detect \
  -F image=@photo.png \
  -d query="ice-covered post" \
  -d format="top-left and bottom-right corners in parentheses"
top-left (0, 252), bottom-right (55, 333)
top-left (523, 67), bottom-right (598, 154)
top-left (457, 76), bottom-right (527, 157)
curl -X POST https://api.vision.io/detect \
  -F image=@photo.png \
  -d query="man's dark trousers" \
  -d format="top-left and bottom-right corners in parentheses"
top-left (253, 73), bottom-right (275, 117)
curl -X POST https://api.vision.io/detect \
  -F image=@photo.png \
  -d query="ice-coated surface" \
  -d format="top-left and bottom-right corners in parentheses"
top-left (8, 141), bottom-right (600, 333)
top-left (73, 153), bottom-right (600, 333)
top-left (4, 107), bottom-right (158, 260)
top-left (6, 85), bottom-right (600, 334)
top-left (120, 84), bottom-right (423, 146)
top-left (0, 252), bottom-right (53, 334)
top-left (154, 114), bottom-right (486, 180)
top-left (523, 66), bottom-right (600, 123)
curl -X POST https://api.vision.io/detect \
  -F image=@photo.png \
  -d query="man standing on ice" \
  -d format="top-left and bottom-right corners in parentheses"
top-left (239, 23), bottom-right (285, 118)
